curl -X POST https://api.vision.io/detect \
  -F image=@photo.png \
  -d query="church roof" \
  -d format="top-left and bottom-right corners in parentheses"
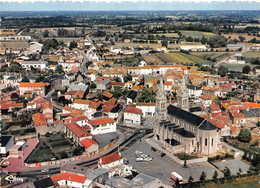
top-left (173, 128), bottom-right (195, 138)
top-left (167, 105), bottom-right (204, 127)
top-left (199, 120), bottom-right (216, 130)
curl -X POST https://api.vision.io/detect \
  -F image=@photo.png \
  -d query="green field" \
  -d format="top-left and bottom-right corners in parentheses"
top-left (242, 51), bottom-right (260, 58)
top-left (153, 33), bottom-right (179, 38)
top-left (222, 63), bottom-right (255, 72)
top-left (191, 52), bottom-right (236, 61)
top-left (181, 30), bottom-right (216, 39)
top-left (158, 52), bottom-right (211, 65)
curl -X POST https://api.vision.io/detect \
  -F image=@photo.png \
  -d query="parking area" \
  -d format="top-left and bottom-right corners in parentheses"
top-left (213, 159), bottom-right (250, 175)
top-left (121, 138), bottom-right (222, 184)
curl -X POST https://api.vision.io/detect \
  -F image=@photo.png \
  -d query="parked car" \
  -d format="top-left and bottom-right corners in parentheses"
top-left (41, 168), bottom-right (49, 173)
top-left (135, 157), bottom-right (144, 162)
top-left (161, 153), bottom-right (166, 157)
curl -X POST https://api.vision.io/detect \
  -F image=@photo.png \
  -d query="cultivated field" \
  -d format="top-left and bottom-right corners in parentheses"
top-left (221, 63), bottom-right (256, 72)
top-left (223, 34), bottom-right (260, 42)
top-left (191, 52), bottom-right (236, 61)
top-left (242, 51), bottom-right (260, 58)
top-left (181, 30), bottom-right (216, 39)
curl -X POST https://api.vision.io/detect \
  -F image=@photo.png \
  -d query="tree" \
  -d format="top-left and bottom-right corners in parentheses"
top-left (188, 175), bottom-right (194, 183)
top-left (111, 86), bottom-right (126, 99)
top-left (161, 40), bottom-right (168, 47)
top-left (8, 62), bottom-right (22, 73)
top-left (55, 65), bottom-right (64, 74)
top-left (186, 36), bottom-right (194, 42)
top-left (218, 65), bottom-right (229, 77)
top-left (69, 41), bottom-right (78, 50)
top-left (242, 65), bottom-right (251, 74)
top-left (212, 170), bottom-right (218, 182)
top-left (199, 171), bottom-right (206, 181)
top-left (138, 88), bottom-right (156, 102)
top-left (201, 35), bottom-right (207, 44)
top-left (90, 83), bottom-right (97, 90)
top-left (238, 35), bottom-right (246, 42)
top-left (123, 74), bottom-right (132, 82)
top-left (21, 76), bottom-right (30, 82)
top-left (175, 178), bottom-right (180, 187)
top-left (35, 75), bottom-right (45, 82)
top-left (43, 30), bottom-right (49, 37)
top-left (223, 167), bottom-right (232, 181)
top-left (257, 121), bottom-right (260, 127)
top-left (43, 38), bottom-right (59, 51)
top-left (238, 129), bottom-right (251, 143)
top-left (208, 35), bottom-right (227, 48)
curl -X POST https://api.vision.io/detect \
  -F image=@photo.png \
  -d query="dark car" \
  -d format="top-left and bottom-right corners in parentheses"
top-left (161, 153), bottom-right (166, 157)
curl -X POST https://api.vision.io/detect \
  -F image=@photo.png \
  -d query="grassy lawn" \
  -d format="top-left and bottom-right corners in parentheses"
top-left (221, 63), bottom-right (255, 72)
top-left (243, 51), bottom-right (260, 58)
top-left (206, 180), bottom-right (260, 188)
top-left (26, 141), bottom-right (55, 163)
top-left (174, 153), bottom-right (198, 160)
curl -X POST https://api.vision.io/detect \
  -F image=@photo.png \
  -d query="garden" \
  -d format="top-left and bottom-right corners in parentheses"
top-left (26, 132), bottom-right (84, 163)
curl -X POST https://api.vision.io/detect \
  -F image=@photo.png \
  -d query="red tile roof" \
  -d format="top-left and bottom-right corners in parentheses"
top-left (80, 138), bottom-right (98, 148)
top-left (124, 107), bottom-right (142, 114)
top-left (33, 113), bottom-right (47, 127)
top-left (207, 118), bottom-right (225, 129)
top-left (210, 102), bottom-right (221, 112)
top-left (102, 91), bottom-right (113, 99)
top-left (19, 82), bottom-right (46, 88)
top-left (88, 118), bottom-right (115, 126)
top-left (43, 103), bottom-right (53, 110)
top-left (51, 173), bottom-right (86, 183)
top-left (100, 152), bottom-right (123, 165)
top-left (65, 123), bottom-right (91, 138)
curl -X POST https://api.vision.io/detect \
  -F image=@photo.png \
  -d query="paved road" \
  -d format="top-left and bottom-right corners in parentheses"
top-left (213, 159), bottom-right (250, 175)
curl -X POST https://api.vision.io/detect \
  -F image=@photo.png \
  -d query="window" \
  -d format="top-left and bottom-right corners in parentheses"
top-left (205, 138), bottom-right (207, 146)
top-left (212, 138), bottom-right (214, 146)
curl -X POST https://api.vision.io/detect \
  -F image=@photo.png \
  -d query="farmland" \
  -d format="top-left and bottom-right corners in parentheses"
top-left (191, 52), bottom-right (236, 61)
top-left (181, 30), bottom-right (216, 39)
top-left (242, 51), bottom-right (260, 58)
top-left (223, 34), bottom-right (260, 42)
top-left (154, 52), bottom-right (211, 65)
top-left (221, 63), bottom-right (256, 72)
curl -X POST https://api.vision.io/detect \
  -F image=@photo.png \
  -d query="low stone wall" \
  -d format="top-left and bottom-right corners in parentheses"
top-left (14, 134), bottom-right (37, 141)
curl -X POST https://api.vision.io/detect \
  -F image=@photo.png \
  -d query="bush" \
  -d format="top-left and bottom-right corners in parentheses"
top-left (238, 129), bottom-right (251, 143)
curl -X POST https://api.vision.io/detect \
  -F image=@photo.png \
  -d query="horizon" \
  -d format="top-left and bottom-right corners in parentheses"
top-left (0, 1), bottom-right (259, 11)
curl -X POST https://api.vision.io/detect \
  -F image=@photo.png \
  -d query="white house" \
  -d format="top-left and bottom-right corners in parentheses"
top-left (19, 82), bottom-right (47, 96)
top-left (29, 42), bottom-right (43, 54)
top-left (98, 152), bottom-right (132, 178)
top-left (188, 85), bottom-right (203, 100)
top-left (135, 103), bottom-right (156, 117)
top-left (80, 138), bottom-right (99, 157)
top-left (51, 173), bottom-right (86, 188)
top-left (124, 107), bottom-right (142, 126)
top-left (20, 60), bottom-right (48, 70)
top-left (88, 118), bottom-right (116, 135)
top-left (0, 136), bottom-right (15, 157)
top-left (69, 99), bottom-right (90, 110)
top-left (180, 45), bottom-right (207, 51)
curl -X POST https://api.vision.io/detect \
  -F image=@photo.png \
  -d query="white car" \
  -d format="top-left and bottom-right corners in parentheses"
top-left (41, 168), bottom-right (49, 173)
top-left (144, 157), bottom-right (152, 161)
top-left (135, 157), bottom-right (144, 162)
top-left (141, 154), bottom-right (147, 158)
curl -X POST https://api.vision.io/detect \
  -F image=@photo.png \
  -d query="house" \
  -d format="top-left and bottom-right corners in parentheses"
top-left (51, 173), bottom-right (86, 188)
top-left (199, 94), bottom-right (216, 108)
top-left (95, 80), bottom-right (111, 91)
top-left (29, 42), bottom-right (43, 54)
top-left (180, 45), bottom-right (207, 51)
top-left (70, 99), bottom-right (90, 110)
top-left (42, 103), bottom-right (53, 125)
top-left (19, 82), bottom-right (47, 96)
top-left (209, 102), bottom-right (221, 113)
top-left (88, 118), bottom-right (116, 135)
top-left (125, 90), bottom-right (138, 105)
top-left (124, 107), bottom-right (142, 126)
top-left (80, 138), bottom-right (99, 156)
top-left (20, 61), bottom-right (48, 70)
top-left (98, 152), bottom-right (132, 178)
top-left (0, 135), bottom-right (15, 157)
top-left (32, 113), bottom-right (48, 135)
top-left (187, 84), bottom-right (202, 100)
top-left (64, 116), bottom-right (89, 127)
top-left (135, 102), bottom-right (156, 117)
top-left (64, 123), bottom-right (92, 146)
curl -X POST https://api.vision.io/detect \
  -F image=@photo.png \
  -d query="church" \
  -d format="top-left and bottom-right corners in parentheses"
top-left (154, 77), bottom-right (220, 156)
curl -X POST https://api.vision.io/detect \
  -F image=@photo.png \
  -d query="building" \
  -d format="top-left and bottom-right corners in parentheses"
top-left (88, 118), bottom-right (116, 135)
top-left (154, 77), bottom-right (220, 155)
top-left (20, 61), bottom-right (48, 70)
top-left (29, 42), bottom-right (43, 54)
top-left (19, 82), bottom-right (47, 96)
top-left (124, 107), bottom-right (142, 126)
top-left (0, 135), bottom-right (15, 157)
top-left (135, 102), bottom-right (156, 117)
top-left (80, 138), bottom-right (99, 157)
top-left (98, 152), bottom-right (132, 178)
top-left (180, 45), bottom-right (207, 51)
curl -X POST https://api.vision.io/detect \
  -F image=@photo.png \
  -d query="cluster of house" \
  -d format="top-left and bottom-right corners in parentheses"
top-left (19, 152), bottom-right (162, 188)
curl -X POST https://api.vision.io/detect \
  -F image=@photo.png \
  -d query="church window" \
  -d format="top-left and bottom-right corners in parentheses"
top-left (212, 138), bottom-right (214, 146)
top-left (161, 102), bottom-right (165, 108)
top-left (205, 138), bottom-right (207, 146)
top-left (192, 140), bottom-right (194, 146)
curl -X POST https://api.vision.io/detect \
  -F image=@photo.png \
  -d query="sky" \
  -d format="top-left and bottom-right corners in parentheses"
top-left (0, 1), bottom-right (259, 11)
